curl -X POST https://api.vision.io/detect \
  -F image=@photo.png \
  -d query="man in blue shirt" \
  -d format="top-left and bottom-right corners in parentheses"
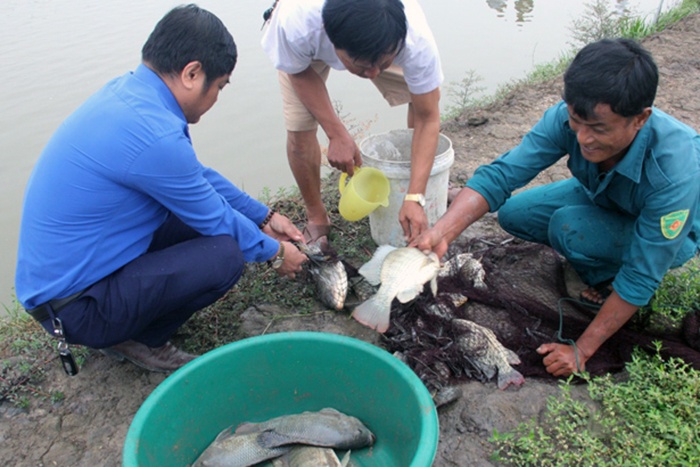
top-left (16, 5), bottom-right (307, 373)
top-left (412, 38), bottom-right (700, 377)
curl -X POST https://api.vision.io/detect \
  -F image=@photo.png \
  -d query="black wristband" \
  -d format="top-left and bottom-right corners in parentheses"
top-left (259, 210), bottom-right (274, 229)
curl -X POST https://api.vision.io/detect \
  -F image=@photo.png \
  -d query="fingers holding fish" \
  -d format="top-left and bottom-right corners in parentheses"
top-left (409, 227), bottom-right (449, 259)
top-left (273, 241), bottom-right (308, 279)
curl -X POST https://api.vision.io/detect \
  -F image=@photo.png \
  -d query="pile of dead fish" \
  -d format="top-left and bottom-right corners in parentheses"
top-left (193, 408), bottom-right (375, 467)
top-left (298, 242), bottom-right (525, 392)
top-left (389, 252), bottom-right (524, 391)
top-left (352, 247), bottom-right (525, 392)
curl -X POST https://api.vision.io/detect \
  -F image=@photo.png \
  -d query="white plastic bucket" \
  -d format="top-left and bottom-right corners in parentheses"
top-left (360, 129), bottom-right (454, 247)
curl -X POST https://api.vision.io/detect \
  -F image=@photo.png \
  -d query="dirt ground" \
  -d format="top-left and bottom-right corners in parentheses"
top-left (1, 14), bottom-right (699, 467)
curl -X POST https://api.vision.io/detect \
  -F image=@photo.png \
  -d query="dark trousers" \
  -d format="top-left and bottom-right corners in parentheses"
top-left (42, 215), bottom-right (244, 348)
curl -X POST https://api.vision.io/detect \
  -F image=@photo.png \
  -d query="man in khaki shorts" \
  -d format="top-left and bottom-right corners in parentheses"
top-left (262, 0), bottom-right (443, 251)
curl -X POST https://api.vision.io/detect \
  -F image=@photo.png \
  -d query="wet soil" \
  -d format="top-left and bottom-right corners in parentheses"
top-left (1, 14), bottom-right (699, 467)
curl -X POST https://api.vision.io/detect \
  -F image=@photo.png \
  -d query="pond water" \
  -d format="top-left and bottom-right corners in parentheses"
top-left (0, 0), bottom-right (670, 308)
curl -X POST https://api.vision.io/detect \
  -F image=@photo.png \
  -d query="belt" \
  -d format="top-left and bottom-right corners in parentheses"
top-left (26, 290), bottom-right (85, 323)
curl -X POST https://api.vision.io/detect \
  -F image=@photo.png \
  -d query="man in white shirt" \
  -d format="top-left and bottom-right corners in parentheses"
top-left (262, 0), bottom-right (443, 251)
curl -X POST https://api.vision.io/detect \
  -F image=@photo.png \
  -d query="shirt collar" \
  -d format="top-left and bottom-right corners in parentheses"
top-left (610, 111), bottom-right (654, 183)
top-left (133, 64), bottom-right (187, 124)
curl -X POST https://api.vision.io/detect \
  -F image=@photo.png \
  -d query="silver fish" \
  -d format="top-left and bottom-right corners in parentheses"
top-left (452, 318), bottom-right (525, 390)
top-left (298, 243), bottom-right (348, 311)
top-left (353, 246), bottom-right (440, 333)
top-left (272, 446), bottom-right (351, 467)
top-left (192, 428), bottom-right (291, 467)
top-left (234, 408), bottom-right (375, 450)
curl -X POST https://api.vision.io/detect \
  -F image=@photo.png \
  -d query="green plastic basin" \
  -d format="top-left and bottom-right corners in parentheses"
top-left (123, 331), bottom-right (438, 466)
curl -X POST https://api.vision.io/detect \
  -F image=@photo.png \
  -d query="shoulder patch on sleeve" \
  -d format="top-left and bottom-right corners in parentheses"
top-left (660, 209), bottom-right (689, 240)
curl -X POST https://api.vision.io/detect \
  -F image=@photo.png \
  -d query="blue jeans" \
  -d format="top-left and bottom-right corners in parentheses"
top-left (43, 214), bottom-right (244, 348)
top-left (498, 178), bottom-right (696, 287)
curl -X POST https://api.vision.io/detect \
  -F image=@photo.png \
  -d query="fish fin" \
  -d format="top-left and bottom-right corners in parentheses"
top-left (256, 428), bottom-right (295, 448)
top-left (352, 296), bottom-right (391, 333)
top-left (340, 450), bottom-right (352, 467)
top-left (212, 424), bottom-right (236, 442)
top-left (359, 245), bottom-right (396, 285)
top-left (497, 367), bottom-right (525, 390)
top-left (471, 359), bottom-right (497, 380)
top-left (396, 285), bottom-right (422, 303)
top-left (233, 421), bottom-right (260, 435)
top-left (505, 348), bottom-right (521, 365)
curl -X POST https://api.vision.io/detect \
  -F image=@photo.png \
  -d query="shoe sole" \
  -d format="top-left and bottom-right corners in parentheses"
top-left (99, 348), bottom-right (172, 373)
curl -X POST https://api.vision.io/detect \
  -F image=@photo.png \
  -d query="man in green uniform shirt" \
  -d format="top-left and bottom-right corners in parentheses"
top-left (412, 38), bottom-right (700, 377)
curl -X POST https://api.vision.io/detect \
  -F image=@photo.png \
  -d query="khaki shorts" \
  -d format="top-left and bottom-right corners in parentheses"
top-left (278, 60), bottom-right (412, 132)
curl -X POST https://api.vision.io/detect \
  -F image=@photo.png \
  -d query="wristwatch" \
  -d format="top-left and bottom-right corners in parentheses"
top-left (270, 243), bottom-right (285, 269)
top-left (404, 193), bottom-right (426, 207)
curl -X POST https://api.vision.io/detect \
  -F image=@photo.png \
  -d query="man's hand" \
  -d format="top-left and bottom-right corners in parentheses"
top-left (537, 290), bottom-right (638, 377)
top-left (273, 241), bottom-right (307, 279)
top-left (400, 200), bottom-right (429, 243)
top-left (326, 131), bottom-right (362, 176)
top-left (409, 226), bottom-right (449, 259)
top-left (262, 212), bottom-right (304, 242)
top-left (537, 343), bottom-right (588, 377)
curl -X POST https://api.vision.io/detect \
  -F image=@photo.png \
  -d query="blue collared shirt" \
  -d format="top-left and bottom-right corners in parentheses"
top-left (467, 101), bottom-right (700, 305)
top-left (16, 64), bottom-right (278, 309)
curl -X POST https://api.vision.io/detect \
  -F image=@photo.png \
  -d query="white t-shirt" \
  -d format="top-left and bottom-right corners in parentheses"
top-left (261, 0), bottom-right (444, 95)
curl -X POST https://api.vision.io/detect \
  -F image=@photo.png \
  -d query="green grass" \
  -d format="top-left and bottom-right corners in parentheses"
top-left (490, 344), bottom-right (700, 465)
top-left (488, 261), bottom-right (700, 465)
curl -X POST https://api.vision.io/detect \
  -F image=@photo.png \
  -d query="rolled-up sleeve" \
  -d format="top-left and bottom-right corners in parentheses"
top-left (467, 103), bottom-right (570, 211)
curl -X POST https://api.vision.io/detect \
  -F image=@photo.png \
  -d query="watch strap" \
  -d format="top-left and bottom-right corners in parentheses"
top-left (404, 193), bottom-right (426, 206)
top-left (270, 243), bottom-right (285, 269)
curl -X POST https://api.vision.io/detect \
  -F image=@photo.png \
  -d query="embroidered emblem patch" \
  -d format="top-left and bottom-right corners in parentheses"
top-left (660, 210), bottom-right (689, 240)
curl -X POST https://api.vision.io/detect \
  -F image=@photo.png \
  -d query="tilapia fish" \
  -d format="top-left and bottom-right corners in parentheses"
top-left (298, 243), bottom-right (348, 311)
top-left (192, 428), bottom-right (291, 467)
top-left (272, 446), bottom-right (351, 467)
top-left (353, 245), bottom-right (441, 333)
top-left (452, 318), bottom-right (525, 390)
top-left (439, 252), bottom-right (486, 290)
top-left (235, 407), bottom-right (375, 450)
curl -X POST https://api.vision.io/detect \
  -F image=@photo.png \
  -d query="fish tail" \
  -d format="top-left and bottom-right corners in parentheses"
top-left (497, 367), bottom-right (525, 390)
top-left (351, 296), bottom-right (391, 333)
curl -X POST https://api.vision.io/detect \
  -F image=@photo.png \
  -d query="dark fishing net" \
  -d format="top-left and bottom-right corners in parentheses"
top-left (381, 235), bottom-right (700, 391)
